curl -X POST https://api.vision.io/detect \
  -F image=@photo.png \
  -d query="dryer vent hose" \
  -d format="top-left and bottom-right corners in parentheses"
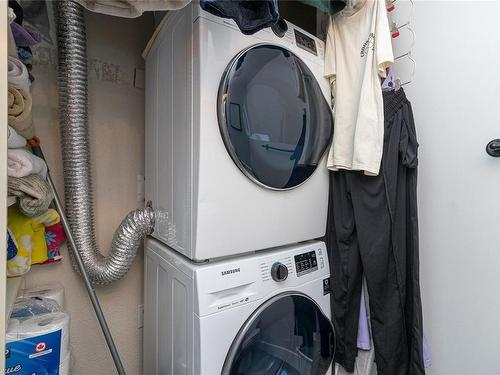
top-left (57, 1), bottom-right (156, 285)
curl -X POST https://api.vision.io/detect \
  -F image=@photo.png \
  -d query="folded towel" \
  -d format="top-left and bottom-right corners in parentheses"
top-left (33, 209), bottom-right (60, 227)
top-left (8, 149), bottom-right (47, 178)
top-left (10, 23), bottom-right (42, 48)
top-left (8, 126), bottom-right (27, 149)
top-left (7, 229), bottom-right (18, 260)
top-left (8, 176), bottom-right (53, 217)
top-left (7, 205), bottom-right (48, 276)
top-left (8, 85), bottom-right (33, 139)
top-left (8, 56), bottom-right (30, 94)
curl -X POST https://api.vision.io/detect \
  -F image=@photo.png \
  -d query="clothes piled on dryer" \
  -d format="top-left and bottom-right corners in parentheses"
top-left (326, 88), bottom-right (425, 375)
top-left (200, 0), bottom-right (279, 35)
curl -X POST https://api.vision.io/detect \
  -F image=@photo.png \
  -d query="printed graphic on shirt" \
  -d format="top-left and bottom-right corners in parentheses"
top-left (360, 33), bottom-right (375, 57)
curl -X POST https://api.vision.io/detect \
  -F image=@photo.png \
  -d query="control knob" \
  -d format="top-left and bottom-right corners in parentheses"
top-left (271, 262), bottom-right (288, 282)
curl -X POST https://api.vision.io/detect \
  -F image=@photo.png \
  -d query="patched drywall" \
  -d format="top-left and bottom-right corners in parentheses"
top-left (22, 10), bottom-right (153, 375)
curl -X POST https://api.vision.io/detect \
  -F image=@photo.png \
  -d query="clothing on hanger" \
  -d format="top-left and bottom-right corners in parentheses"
top-left (382, 65), bottom-right (395, 91)
top-left (200, 0), bottom-right (279, 35)
top-left (326, 88), bottom-right (425, 375)
top-left (324, 0), bottom-right (393, 176)
top-left (73, 0), bottom-right (191, 18)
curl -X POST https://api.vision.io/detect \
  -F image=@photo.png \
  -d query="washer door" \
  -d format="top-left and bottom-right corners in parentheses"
top-left (221, 293), bottom-right (335, 375)
top-left (218, 44), bottom-right (333, 190)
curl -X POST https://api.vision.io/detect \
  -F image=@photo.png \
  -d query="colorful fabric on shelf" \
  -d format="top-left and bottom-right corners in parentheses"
top-left (33, 209), bottom-right (60, 227)
top-left (33, 209), bottom-right (65, 264)
top-left (7, 228), bottom-right (19, 260)
top-left (43, 222), bottom-right (65, 264)
top-left (16, 46), bottom-right (33, 65)
top-left (7, 205), bottom-right (49, 276)
top-left (8, 175), bottom-right (53, 217)
top-left (10, 22), bottom-right (42, 47)
top-left (8, 85), bottom-right (33, 139)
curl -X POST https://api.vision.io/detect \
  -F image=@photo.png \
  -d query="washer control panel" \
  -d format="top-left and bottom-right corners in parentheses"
top-left (294, 250), bottom-right (318, 276)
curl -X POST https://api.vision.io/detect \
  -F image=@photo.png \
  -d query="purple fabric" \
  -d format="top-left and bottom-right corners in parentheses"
top-left (382, 66), bottom-right (395, 91)
top-left (11, 22), bottom-right (42, 47)
top-left (423, 334), bottom-right (432, 368)
top-left (357, 284), bottom-right (371, 350)
top-left (357, 282), bottom-right (432, 367)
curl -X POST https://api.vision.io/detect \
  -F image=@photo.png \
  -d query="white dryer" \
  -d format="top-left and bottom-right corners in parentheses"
top-left (144, 238), bottom-right (335, 375)
top-left (145, 4), bottom-right (333, 261)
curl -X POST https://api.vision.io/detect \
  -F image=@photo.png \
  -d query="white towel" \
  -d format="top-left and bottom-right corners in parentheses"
top-left (8, 56), bottom-right (31, 95)
top-left (7, 149), bottom-right (47, 178)
top-left (8, 126), bottom-right (27, 149)
top-left (74, 0), bottom-right (190, 17)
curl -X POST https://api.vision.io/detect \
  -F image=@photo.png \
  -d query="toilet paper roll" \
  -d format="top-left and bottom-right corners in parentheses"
top-left (6, 311), bottom-right (70, 361)
top-left (20, 283), bottom-right (65, 308)
top-left (59, 352), bottom-right (71, 375)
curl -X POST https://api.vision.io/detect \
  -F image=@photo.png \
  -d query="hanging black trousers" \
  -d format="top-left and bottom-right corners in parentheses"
top-left (326, 89), bottom-right (425, 375)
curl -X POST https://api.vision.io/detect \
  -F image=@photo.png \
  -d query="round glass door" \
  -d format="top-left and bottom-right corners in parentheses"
top-left (218, 44), bottom-right (333, 190)
top-left (221, 293), bottom-right (335, 375)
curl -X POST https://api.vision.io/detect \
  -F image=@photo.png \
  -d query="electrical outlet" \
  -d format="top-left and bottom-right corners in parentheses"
top-left (137, 304), bottom-right (144, 328)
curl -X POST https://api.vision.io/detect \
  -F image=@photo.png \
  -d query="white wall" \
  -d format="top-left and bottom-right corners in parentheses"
top-left (404, 2), bottom-right (500, 374)
top-left (24, 11), bottom-right (153, 374)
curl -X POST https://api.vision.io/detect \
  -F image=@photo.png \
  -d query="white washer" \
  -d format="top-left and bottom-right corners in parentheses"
top-left (145, 4), bottom-right (333, 261)
top-left (144, 238), bottom-right (335, 375)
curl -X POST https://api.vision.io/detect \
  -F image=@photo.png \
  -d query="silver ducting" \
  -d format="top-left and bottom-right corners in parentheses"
top-left (57, 1), bottom-right (155, 285)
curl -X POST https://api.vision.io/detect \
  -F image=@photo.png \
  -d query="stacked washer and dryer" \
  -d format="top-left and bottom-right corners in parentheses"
top-left (144, 4), bottom-right (335, 374)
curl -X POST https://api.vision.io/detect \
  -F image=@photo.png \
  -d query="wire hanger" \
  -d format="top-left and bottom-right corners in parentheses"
top-left (393, 51), bottom-right (416, 89)
top-left (390, 0), bottom-right (415, 90)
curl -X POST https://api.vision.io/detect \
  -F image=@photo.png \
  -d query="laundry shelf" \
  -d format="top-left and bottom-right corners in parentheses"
top-left (7, 196), bottom-right (16, 207)
top-left (6, 276), bottom-right (23, 324)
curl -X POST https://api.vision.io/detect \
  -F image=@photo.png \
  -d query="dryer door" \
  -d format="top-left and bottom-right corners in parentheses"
top-left (221, 293), bottom-right (335, 375)
top-left (218, 44), bottom-right (333, 190)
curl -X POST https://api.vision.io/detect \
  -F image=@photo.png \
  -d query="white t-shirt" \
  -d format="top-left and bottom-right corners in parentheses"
top-left (324, 0), bottom-right (393, 176)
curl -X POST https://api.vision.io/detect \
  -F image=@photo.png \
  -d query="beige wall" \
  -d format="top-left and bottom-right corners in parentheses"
top-left (22, 11), bottom-right (153, 375)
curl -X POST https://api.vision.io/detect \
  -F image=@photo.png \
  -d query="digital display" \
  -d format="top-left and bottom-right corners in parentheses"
top-left (294, 29), bottom-right (317, 56)
top-left (294, 250), bottom-right (318, 276)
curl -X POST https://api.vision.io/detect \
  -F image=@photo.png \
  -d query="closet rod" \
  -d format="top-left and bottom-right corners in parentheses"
top-left (30, 143), bottom-right (127, 375)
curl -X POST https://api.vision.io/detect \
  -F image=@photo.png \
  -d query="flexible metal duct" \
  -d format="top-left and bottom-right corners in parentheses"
top-left (57, 1), bottom-right (155, 285)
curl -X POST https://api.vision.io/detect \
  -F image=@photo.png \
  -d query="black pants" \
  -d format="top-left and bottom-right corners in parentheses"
top-left (326, 89), bottom-right (425, 375)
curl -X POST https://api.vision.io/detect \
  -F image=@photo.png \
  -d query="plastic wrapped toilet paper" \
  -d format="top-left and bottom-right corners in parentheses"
top-left (59, 352), bottom-right (71, 375)
top-left (10, 297), bottom-right (61, 319)
top-left (6, 311), bottom-right (71, 374)
top-left (20, 283), bottom-right (65, 308)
